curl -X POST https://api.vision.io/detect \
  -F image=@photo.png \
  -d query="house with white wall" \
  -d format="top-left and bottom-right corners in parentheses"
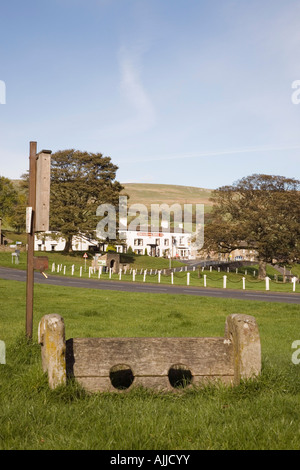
top-left (34, 229), bottom-right (196, 259)
top-left (34, 232), bottom-right (99, 252)
top-left (116, 229), bottom-right (195, 259)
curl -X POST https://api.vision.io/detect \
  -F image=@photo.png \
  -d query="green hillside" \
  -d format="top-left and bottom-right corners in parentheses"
top-left (121, 183), bottom-right (214, 213)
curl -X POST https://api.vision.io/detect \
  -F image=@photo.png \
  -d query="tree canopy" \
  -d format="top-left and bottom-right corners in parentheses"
top-left (0, 176), bottom-right (18, 220)
top-left (202, 174), bottom-right (300, 278)
top-left (49, 149), bottom-right (124, 251)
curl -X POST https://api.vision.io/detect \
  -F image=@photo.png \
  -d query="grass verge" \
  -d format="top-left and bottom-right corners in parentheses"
top-left (1, 251), bottom-right (299, 293)
top-left (0, 279), bottom-right (300, 450)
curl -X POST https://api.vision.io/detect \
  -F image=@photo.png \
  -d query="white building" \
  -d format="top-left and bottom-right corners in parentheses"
top-left (116, 230), bottom-right (195, 259)
top-left (34, 229), bottom-right (196, 259)
top-left (34, 232), bottom-right (99, 252)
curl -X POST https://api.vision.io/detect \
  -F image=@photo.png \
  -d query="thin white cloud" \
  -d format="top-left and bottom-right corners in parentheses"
top-left (123, 143), bottom-right (300, 164)
top-left (118, 45), bottom-right (156, 131)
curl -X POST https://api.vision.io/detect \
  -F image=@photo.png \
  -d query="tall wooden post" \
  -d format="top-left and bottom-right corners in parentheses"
top-left (26, 141), bottom-right (37, 339)
top-left (25, 143), bottom-right (51, 339)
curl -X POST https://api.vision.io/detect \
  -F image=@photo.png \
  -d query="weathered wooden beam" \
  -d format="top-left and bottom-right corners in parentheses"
top-left (35, 150), bottom-right (51, 232)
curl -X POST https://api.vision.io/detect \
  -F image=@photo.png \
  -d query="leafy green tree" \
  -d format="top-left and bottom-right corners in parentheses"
top-left (7, 177), bottom-right (29, 233)
top-left (202, 174), bottom-right (300, 278)
top-left (10, 192), bottom-right (27, 233)
top-left (50, 149), bottom-right (124, 252)
top-left (0, 176), bottom-right (18, 221)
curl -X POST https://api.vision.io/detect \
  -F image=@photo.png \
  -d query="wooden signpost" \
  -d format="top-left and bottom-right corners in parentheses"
top-left (26, 142), bottom-right (51, 339)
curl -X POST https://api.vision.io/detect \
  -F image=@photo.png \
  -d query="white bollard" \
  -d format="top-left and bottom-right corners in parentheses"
top-left (223, 275), bottom-right (227, 288)
top-left (89, 267), bottom-right (92, 278)
top-left (204, 274), bottom-right (207, 287)
top-left (109, 268), bottom-right (112, 279)
top-left (265, 276), bottom-right (270, 291)
top-left (80, 266), bottom-right (82, 277)
top-left (63, 266), bottom-right (66, 275)
top-left (171, 272), bottom-right (174, 284)
top-left (119, 269), bottom-right (122, 280)
top-left (187, 272), bottom-right (190, 285)
top-left (98, 268), bottom-right (101, 279)
top-left (158, 271), bottom-right (161, 283)
top-left (71, 265), bottom-right (74, 276)
top-left (210, 266), bottom-right (212, 272)
top-left (292, 276), bottom-right (297, 292)
top-left (52, 263), bottom-right (55, 272)
top-left (133, 270), bottom-right (135, 281)
top-left (143, 271), bottom-right (146, 282)
top-left (242, 277), bottom-right (246, 290)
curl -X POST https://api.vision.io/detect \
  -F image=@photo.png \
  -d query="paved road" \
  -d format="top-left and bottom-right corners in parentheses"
top-left (1, 266), bottom-right (300, 304)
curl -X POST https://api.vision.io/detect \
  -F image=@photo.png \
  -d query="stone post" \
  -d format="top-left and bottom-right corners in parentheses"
top-left (225, 314), bottom-right (261, 385)
top-left (38, 314), bottom-right (66, 389)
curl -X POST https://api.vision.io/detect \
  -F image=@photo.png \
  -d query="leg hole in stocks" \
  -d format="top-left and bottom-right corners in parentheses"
top-left (109, 364), bottom-right (135, 390)
top-left (168, 364), bottom-right (193, 388)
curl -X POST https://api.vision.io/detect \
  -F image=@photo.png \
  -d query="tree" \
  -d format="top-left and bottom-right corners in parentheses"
top-left (50, 149), bottom-right (124, 252)
top-left (10, 192), bottom-right (27, 233)
top-left (9, 178), bottom-right (28, 233)
top-left (202, 174), bottom-right (300, 278)
top-left (0, 176), bottom-right (18, 221)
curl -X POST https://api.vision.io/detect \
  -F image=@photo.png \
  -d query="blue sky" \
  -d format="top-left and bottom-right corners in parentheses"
top-left (0, 0), bottom-right (300, 188)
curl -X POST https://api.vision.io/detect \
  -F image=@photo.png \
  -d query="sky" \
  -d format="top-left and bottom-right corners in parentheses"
top-left (0, 0), bottom-right (300, 189)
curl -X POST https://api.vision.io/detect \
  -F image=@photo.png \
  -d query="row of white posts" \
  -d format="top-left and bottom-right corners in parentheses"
top-left (51, 263), bottom-right (298, 291)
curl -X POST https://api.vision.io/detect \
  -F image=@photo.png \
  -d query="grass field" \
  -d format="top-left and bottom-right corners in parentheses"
top-left (0, 250), bottom-right (185, 271)
top-left (1, 278), bottom-right (300, 450)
